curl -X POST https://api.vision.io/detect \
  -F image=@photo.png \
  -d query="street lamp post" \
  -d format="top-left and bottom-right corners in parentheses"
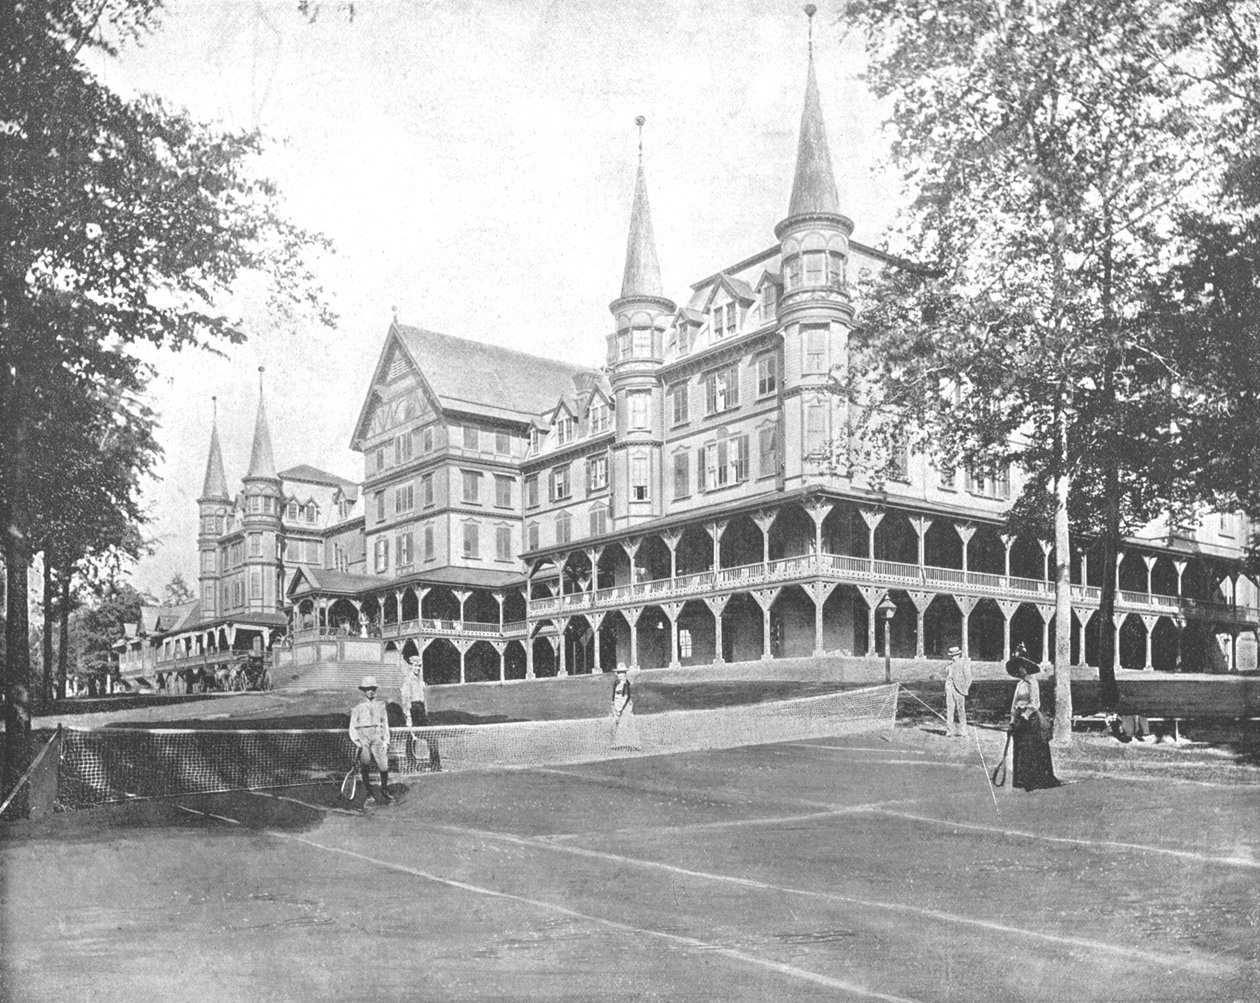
top-left (876, 595), bottom-right (897, 683)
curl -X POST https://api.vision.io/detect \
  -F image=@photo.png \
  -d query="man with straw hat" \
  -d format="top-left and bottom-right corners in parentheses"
top-left (943, 644), bottom-right (972, 738)
top-left (349, 675), bottom-right (393, 803)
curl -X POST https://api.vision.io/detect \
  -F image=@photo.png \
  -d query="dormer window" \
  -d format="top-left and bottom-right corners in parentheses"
top-left (711, 302), bottom-right (738, 340)
top-left (556, 415), bottom-right (575, 444)
top-left (760, 284), bottom-right (777, 322)
top-left (588, 400), bottom-right (610, 434)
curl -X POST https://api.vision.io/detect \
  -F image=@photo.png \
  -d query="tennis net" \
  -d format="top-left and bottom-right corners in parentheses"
top-left (54, 682), bottom-right (899, 810)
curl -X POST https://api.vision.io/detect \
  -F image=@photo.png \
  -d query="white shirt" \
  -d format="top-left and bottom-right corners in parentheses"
top-left (400, 670), bottom-right (426, 707)
top-left (348, 698), bottom-right (390, 747)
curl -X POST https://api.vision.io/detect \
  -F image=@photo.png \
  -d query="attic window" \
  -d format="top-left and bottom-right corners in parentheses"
top-left (711, 302), bottom-right (738, 339)
top-left (760, 284), bottom-right (777, 322)
top-left (556, 415), bottom-right (575, 445)
top-left (588, 400), bottom-right (610, 434)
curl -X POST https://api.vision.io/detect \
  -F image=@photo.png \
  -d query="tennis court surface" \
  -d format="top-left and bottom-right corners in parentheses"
top-left (3, 719), bottom-right (1258, 1001)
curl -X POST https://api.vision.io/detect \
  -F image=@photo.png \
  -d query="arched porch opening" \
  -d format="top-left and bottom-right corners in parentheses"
top-left (381, 592), bottom-right (400, 626)
top-left (423, 638), bottom-right (460, 685)
top-left (923, 594), bottom-right (962, 657)
top-left (1150, 556), bottom-right (1180, 598)
top-left (1151, 617), bottom-right (1180, 671)
top-left (422, 587), bottom-right (460, 622)
top-left (328, 598), bottom-right (358, 634)
top-left (969, 526), bottom-right (1006, 576)
top-left (1118, 552), bottom-right (1149, 593)
top-left (400, 588), bottom-right (420, 623)
top-left (635, 537), bottom-right (672, 583)
top-left (463, 589), bottom-right (499, 625)
top-left (924, 521), bottom-right (962, 571)
top-left (769, 504), bottom-right (814, 559)
top-left (677, 599), bottom-right (713, 667)
top-left (531, 632), bottom-right (558, 677)
top-left (771, 585), bottom-right (815, 658)
top-left (720, 593), bottom-right (763, 663)
top-left (822, 585), bottom-right (861, 655)
top-left (1117, 613), bottom-right (1146, 669)
top-left (465, 639), bottom-right (501, 683)
top-left (360, 595), bottom-right (382, 635)
top-left (881, 589), bottom-right (918, 658)
top-left (1011, 604), bottom-right (1047, 661)
top-left (873, 512), bottom-right (917, 565)
top-left (967, 597), bottom-right (1005, 661)
top-left (1010, 536), bottom-right (1046, 581)
top-left (635, 605), bottom-right (672, 669)
top-left (502, 590), bottom-right (527, 624)
top-left (504, 639), bottom-right (528, 680)
top-left (562, 616), bottom-right (597, 675)
top-left (821, 502), bottom-right (867, 557)
top-left (675, 524), bottom-right (714, 576)
top-left (719, 515), bottom-right (763, 570)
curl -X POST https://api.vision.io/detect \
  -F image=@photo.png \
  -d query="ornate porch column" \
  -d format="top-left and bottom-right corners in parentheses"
top-left (525, 630), bottom-right (535, 680)
top-left (493, 591), bottom-right (505, 631)
top-left (859, 508), bottom-right (884, 569)
top-left (587, 547), bottom-right (602, 594)
top-left (556, 616), bottom-right (570, 676)
top-left (706, 520), bottom-right (727, 574)
top-left (492, 641), bottom-right (506, 682)
top-left (954, 522), bottom-right (976, 577)
top-left (624, 606), bottom-right (643, 669)
top-left (1039, 540), bottom-right (1052, 586)
top-left (955, 595), bottom-right (977, 659)
top-left (906, 590), bottom-right (932, 658)
top-left (661, 530), bottom-right (681, 584)
top-left (753, 509), bottom-right (778, 568)
top-left (1174, 558), bottom-right (1186, 597)
top-left (1001, 534), bottom-right (1015, 583)
top-left (810, 581), bottom-right (840, 655)
top-left (454, 637), bottom-right (472, 684)
top-left (662, 601), bottom-right (683, 668)
top-left (1142, 555), bottom-right (1156, 600)
top-left (857, 586), bottom-right (887, 657)
top-left (1140, 614), bottom-right (1158, 670)
top-left (452, 589), bottom-right (471, 629)
top-left (1080, 552), bottom-right (1089, 589)
top-left (752, 588), bottom-right (780, 660)
top-left (998, 600), bottom-right (1019, 659)
top-left (588, 611), bottom-right (606, 673)
top-left (910, 516), bottom-right (933, 578)
top-left (804, 499), bottom-right (831, 561)
top-left (705, 595), bottom-right (729, 664)
top-left (622, 538), bottom-right (641, 597)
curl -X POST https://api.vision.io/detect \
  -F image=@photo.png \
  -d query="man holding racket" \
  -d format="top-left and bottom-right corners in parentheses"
top-left (349, 675), bottom-right (393, 804)
top-left (944, 644), bottom-right (972, 737)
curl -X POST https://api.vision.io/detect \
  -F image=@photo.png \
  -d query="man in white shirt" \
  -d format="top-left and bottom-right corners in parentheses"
top-left (944, 645), bottom-right (972, 738)
top-left (400, 656), bottom-right (441, 771)
top-left (348, 675), bottom-right (392, 803)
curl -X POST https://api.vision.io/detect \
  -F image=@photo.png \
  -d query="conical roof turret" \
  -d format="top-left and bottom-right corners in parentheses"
top-left (200, 410), bottom-right (229, 501)
top-left (786, 53), bottom-right (841, 219)
top-left (245, 374), bottom-right (278, 482)
top-left (619, 118), bottom-right (665, 301)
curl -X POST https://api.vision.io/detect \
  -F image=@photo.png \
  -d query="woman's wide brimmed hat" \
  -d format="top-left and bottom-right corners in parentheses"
top-left (1005, 655), bottom-right (1040, 678)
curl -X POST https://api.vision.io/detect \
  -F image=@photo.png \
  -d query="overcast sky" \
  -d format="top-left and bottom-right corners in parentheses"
top-left (101, 0), bottom-right (901, 596)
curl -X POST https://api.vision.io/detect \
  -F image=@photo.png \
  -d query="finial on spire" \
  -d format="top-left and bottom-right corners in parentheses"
top-left (212, 395), bottom-right (217, 423)
top-left (258, 365), bottom-right (265, 393)
top-left (635, 115), bottom-right (645, 158)
top-left (805, 3), bottom-right (816, 55)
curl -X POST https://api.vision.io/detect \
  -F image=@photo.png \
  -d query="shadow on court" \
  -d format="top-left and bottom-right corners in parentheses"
top-left (2, 724), bottom-right (1258, 1002)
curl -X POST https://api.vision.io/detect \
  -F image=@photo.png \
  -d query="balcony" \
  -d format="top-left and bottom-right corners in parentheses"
top-left (527, 553), bottom-right (1259, 625)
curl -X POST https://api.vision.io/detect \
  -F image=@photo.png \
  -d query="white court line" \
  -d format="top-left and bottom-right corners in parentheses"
top-left (540, 797), bottom-right (926, 843)
top-left (173, 803), bottom-right (244, 826)
top-left (404, 819), bottom-right (1225, 975)
top-left (789, 744), bottom-right (928, 755)
top-left (244, 790), bottom-right (361, 817)
top-left (170, 802), bottom-right (921, 1003)
top-left (872, 808), bottom-right (1260, 871)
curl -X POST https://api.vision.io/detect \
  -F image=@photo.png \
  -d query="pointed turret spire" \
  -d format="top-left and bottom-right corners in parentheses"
top-left (245, 367), bottom-right (278, 481)
top-left (619, 115), bottom-right (664, 300)
top-left (786, 6), bottom-right (842, 219)
top-left (200, 396), bottom-right (229, 500)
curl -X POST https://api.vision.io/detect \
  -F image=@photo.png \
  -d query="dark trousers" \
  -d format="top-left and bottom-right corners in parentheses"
top-left (409, 701), bottom-right (441, 770)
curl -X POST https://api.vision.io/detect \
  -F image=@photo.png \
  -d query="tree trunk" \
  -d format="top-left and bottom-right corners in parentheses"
top-left (1053, 405), bottom-right (1074, 747)
top-left (59, 569), bottom-right (71, 700)
top-left (1095, 459), bottom-right (1122, 711)
top-left (2, 356), bottom-right (34, 817)
top-left (41, 552), bottom-right (53, 710)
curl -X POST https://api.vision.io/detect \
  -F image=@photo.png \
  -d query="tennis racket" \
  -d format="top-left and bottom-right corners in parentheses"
top-left (991, 732), bottom-right (1012, 787)
top-left (340, 766), bottom-right (358, 801)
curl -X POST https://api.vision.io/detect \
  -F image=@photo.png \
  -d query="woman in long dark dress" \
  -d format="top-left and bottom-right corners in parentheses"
top-left (1006, 647), bottom-right (1062, 792)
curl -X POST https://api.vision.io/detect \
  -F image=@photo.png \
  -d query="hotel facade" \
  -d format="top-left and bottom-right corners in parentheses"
top-left (116, 44), bottom-right (1259, 688)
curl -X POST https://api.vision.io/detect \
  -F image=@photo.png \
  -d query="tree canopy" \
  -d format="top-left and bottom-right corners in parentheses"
top-left (843, 0), bottom-right (1259, 734)
top-left (1, 0), bottom-right (333, 813)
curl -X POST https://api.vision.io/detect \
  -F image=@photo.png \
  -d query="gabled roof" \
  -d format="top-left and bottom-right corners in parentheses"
top-left (140, 601), bottom-right (199, 636)
top-left (288, 566), bottom-right (392, 598)
top-left (392, 323), bottom-right (599, 421)
top-left (280, 464), bottom-right (357, 491)
top-left (699, 273), bottom-right (757, 313)
top-left (755, 269), bottom-right (782, 290)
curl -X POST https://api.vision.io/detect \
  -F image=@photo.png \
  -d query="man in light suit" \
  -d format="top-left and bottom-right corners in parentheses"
top-left (944, 644), bottom-right (972, 737)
